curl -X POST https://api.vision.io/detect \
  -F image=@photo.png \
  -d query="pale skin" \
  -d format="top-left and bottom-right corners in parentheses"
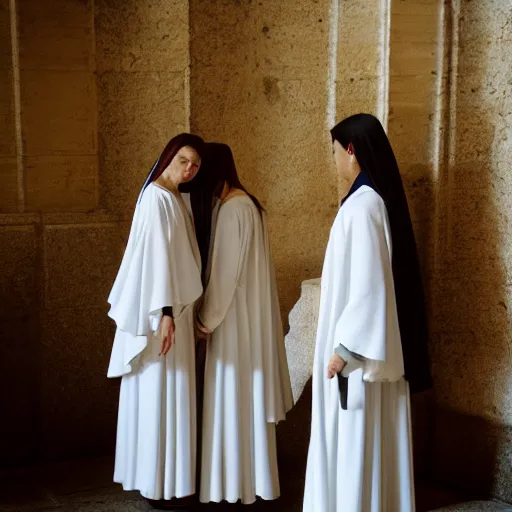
top-left (327, 139), bottom-right (362, 379)
top-left (195, 182), bottom-right (248, 340)
top-left (155, 145), bottom-right (201, 356)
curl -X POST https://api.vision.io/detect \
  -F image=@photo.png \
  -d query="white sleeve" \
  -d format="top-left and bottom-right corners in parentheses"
top-left (199, 206), bottom-right (243, 332)
top-left (108, 190), bottom-right (202, 336)
top-left (333, 196), bottom-right (404, 382)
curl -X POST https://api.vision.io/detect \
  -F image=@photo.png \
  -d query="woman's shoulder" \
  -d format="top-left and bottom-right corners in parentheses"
top-left (221, 193), bottom-right (256, 214)
top-left (344, 186), bottom-right (385, 216)
top-left (138, 183), bottom-right (181, 222)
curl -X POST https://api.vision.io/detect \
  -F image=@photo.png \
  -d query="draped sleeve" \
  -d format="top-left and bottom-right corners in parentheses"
top-left (333, 191), bottom-right (404, 383)
top-left (198, 203), bottom-right (243, 332)
top-left (108, 186), bottom-right (202, 337)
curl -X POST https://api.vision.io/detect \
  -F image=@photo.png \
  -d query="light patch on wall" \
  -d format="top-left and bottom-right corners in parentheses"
top-left (326, 0), bottom-right (339, 129)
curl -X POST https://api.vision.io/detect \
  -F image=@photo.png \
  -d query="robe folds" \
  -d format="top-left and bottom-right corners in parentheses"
top-left (198, 195), bottom-right (293, 505)
top-left (303, 185), bottom-right (415, 512)
top-left (107, 183), bottom-right (203, 501)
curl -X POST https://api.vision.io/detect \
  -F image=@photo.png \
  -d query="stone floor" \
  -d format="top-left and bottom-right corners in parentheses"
top-left (0, 456), bottom-right (510, 512)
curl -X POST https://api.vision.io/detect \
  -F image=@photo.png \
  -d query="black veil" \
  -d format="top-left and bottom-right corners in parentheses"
top-left (137, 132), bottom-right (205, 204)
top-left (331, 113), bottom-right (432, 393)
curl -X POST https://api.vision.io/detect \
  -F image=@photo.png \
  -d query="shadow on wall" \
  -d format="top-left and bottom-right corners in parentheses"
top-left (401, 164), bottom-right (436, 482)
top-left (276, 380), bottom-right (312, 510)
top-left (429, 0), bottom-right (510, 500)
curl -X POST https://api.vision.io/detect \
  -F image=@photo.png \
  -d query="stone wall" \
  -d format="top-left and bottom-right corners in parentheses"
top-left (429, 0), bottom-right (512, 501)
top-left (1, 2), bottom-right (512, 504)
top-left (189, 0), bottom-right (339, 318)
top-left (0, 0), bottom-right (190, 466)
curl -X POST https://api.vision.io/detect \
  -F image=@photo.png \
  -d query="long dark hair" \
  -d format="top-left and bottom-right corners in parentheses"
top-left (189, 142), bottom-right (263, 281)
top-left (207, 143), bottom-right (263, 212)
top-left (331, 113), bottom-right (432, 393)
top-left (137, 133), bottom-right (205, 203)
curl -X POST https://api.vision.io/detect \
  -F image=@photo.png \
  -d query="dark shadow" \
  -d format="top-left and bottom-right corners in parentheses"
top-left (401, 163), bottom-right (437, 482)
top-left (424, 0), bottom-right (509, 502)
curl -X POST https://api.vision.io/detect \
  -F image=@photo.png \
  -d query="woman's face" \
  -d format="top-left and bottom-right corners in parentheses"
top-left (333, 139), bottom-right (350, 179)
top-left (168, 146), bottom-right (201, 183)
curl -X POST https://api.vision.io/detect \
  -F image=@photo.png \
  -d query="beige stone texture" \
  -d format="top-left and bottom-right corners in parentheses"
top-left (97, 70), bottom-right (187, 210)
top-left (284, 278), bottom-right (320, 404)
top-left (1, 0), bottom-right (512, 495)
top-left (25, 156), bottom-right (98, 212)
top-left (95, 0), bottom-right (190, 211)
top-left (20, 70), bottom-right (97, 156)
top-left (43, 222), bottom-right (130, 310)
top-left (17, 0), bottom-right (94, 71)
top-left (432, 0), bottom-right (512, 426)
top-left (190, 0), bottom-right (338, 316)
top-left (426, 0), bottom-right (512, 500)
top-left (95, 0), bottom-right (188, 73)
top-left (386, 0), bottom-right (440, 309)
top-left (336, 0), bottom-right (382, 121)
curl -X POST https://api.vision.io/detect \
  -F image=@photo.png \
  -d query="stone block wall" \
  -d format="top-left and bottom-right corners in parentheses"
top-left (0, 0), bottom-right (189, 466)
top-left (1, 2), bottom-right (512, 504)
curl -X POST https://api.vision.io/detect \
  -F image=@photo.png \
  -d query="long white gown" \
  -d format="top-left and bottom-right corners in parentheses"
top-left (107, 183), bottom-right (203, 500)
top-left (198, 195), bottom-right (293, 505)
top-left (303, 185), bottom-right (415, 512)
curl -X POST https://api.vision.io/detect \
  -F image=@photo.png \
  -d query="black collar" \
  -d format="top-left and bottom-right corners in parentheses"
top-left (340, 170), bottom-right (374, 207)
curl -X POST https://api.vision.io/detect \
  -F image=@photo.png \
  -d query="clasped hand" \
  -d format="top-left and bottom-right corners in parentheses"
top-left (327, 354), bottom-right (346, 379)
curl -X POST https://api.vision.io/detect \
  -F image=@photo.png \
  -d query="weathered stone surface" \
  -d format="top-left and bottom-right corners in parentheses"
top-left (95, 0), bottom-right (188, 73)
top-left (17, 0), bottom-right (94, 70)
top-left (25, 155), bottom-right (98, 212)
top-left (43, 222), bottom-right (130, 310)
top-left (190, 0), bottom-right (337, 317)
top-left (97, 71), bottom-right (187, 210)
top-left (0, 224), bottom-right (39, 320)
top-left (20, 70), bottom-right (97, 156)
top-left (39, 306), bottom-right (118, 460)
top-left (284, 278), bottom-right (320, 404)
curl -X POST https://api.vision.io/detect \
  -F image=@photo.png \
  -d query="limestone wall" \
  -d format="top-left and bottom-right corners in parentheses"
top-left (189, 0), bottom-right (339, 318)
top-left (1, 3), bottom-right (512, 503)
top-left (0, 0), bottom-right (189, 466)
top-left (429, 0), bottom-right (512, 501)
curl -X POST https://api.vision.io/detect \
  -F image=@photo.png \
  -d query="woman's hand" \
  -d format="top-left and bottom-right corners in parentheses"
top-left (327, 354), bottom-right (346, 379)
top-left (159, 315), bottom-right (175, 356)
top-left (195, 318), bottom-right (211, 340)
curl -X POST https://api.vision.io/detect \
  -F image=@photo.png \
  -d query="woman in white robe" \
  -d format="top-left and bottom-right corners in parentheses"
top-left (107, 133), bottom-right (205, 509)
top-left (303, 114), bottom-right (432, 512)
top-left (195, 143), bottom-right (293, 505)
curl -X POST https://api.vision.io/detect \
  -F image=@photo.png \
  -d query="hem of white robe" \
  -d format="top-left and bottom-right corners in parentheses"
top-left (199, 493), bottom-right (280, 505)
top-left (114, 480), bottom-right (196, 501)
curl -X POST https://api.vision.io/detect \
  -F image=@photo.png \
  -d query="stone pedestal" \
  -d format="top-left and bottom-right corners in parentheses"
top-left (284, 278), bottom-right (321, 404)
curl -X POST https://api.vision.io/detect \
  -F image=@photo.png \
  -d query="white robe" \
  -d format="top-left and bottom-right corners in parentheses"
top-left (107, 183), bottom-right (203, 500)
top-left (198, 195), bottom-right (293, 505)
top-left (303, 186), bottom-right (415, 512)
